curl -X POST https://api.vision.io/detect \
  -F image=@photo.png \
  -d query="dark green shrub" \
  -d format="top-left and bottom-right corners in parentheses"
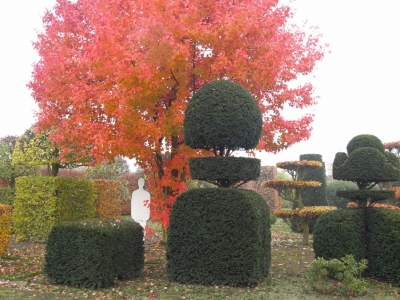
top-left (167, 188), bottom-right (270, 286)
top-left (333, 134), bottom-right (400, 207)
top-left (45, 218), bottom-right (143, 288)
top-left (12, 176), bottom-right (96, 242)
top-left (346, 134), bottom-right (385, 155)
top-left (365, 208), bottom-right (400, 286)
top-left (313, 209), bottom-right (366, 262)
top-left (189, 157), bottom-right (260, 187)
top-left (326, 180), bottom-right (357, 209)
top-left (299, 154), bottom-right (328, 207)
top-left (184, 80), bottom-right (262, 154)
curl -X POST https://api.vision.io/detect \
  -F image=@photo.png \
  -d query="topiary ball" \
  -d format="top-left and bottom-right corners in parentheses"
top-left (346, 134), bottom-right (385, 155)
top-left (184, 80), bottom-right (262, 153)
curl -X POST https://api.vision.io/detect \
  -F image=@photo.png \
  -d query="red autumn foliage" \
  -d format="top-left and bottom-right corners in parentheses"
top-left (29, 0), bottom-right (326, 229)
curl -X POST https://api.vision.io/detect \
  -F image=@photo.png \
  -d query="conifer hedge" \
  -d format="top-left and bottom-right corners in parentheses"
top-left (12, 176), bottom-right (96, 242)
top-left (167, 188), bottom-right (270, 286)
top-left (44, 218), bottom-right (144, 288)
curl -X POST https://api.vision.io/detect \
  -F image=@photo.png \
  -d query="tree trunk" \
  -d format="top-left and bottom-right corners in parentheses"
top-left (301, 219), bottom-right (309, 245)
top-left (51, 163), bottom-right (60, 176)
top-left (386, 182), bottom-right (396, 205)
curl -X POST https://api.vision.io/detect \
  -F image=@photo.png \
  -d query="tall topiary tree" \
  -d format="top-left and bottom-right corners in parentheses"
top-left (263, 160), bottom-right (335, 245)
top-left (314, 134), bottom-right (400, 286)
top-left (167, 80), bottom-right (271, 286)
top-left (290, 154), bottom-right (328, 233)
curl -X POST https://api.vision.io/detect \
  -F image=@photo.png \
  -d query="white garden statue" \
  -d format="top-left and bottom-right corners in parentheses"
top-left (131, 177), bottom-right (151, 230)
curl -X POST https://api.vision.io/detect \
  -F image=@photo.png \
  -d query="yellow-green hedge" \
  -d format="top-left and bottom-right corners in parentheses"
top-left (12, 176), bottom-right (96, 242)
top-left (0, 204), bottom-right (12, 256)
top-left (93, 180), bottom-right (121, 219)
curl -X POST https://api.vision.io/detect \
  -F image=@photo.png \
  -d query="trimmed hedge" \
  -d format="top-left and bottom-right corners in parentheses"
top-left (93, 180), bottom-right (121, 219)
top-left (44, 218), bottom-right (144, 288)
top-left (167, 188), bottom-right (270, 286)
top-left (0, 204), bottom-right (12, 256)
top-left (12, 176), bottom-right (96, 242)
top-left (365, 208), bottom-right (400, 286)
top-left (313, 209), bottom-right (366, 262)
top-left (184, 80), bottom-right (262, 152)
top-left (189, 157), bottom-right (260, 187)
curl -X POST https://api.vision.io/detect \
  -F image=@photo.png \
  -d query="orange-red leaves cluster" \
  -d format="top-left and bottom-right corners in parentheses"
top-left (384, 141), bottom-right (400, 151)
top-left (29, 0), bottom-right (326, 228)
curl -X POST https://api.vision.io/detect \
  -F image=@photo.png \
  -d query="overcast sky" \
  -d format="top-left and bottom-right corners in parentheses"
top-left (1, 0), bottom-right (399, 172)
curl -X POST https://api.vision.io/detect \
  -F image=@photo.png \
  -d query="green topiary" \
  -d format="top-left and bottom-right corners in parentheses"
top-left (44, 218), bottom-right (144, 288)
top-left (167, 188), bottom-right (270, 286)
top-left (183, 80), bottom-right (262, 155)
top-left (291, 154), bottom-right (328, 233)
top-left (346, 134), bottom-right (385, 155)
top-left (313, 209), bottom-right (367, 262)
top-left (189, 157), bottom-right (260, 187)
top-left (333, 134), bottom-right (400, 207)
top-left (167, 79), bottom-right (270, 285)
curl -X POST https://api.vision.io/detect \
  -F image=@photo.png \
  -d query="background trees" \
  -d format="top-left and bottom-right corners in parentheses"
top-left (29, 0), bottom-right (326, 228)
top-left (0, 135), bottom-right (39, 205)
top-left (12, 128), bottom-right (89, 176)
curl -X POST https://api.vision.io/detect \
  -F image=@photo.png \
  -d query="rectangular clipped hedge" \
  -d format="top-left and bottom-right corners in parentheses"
top-left (44, 218), bottom-right (144, 288)
top-left (93, 179), bottom-right (121, 219)
top-left (0, 204), bottom-right (12, 256)
top-left (12, 176), bottom-right (96, 242)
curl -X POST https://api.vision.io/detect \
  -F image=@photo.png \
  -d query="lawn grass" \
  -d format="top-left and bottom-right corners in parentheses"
top-left (1, 218), bottom-right (400, 299)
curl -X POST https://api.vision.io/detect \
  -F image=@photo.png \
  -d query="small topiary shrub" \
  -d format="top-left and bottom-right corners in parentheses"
top-left (44, 218), bottom-right (144, 288)
top-left (365, 208), bottom-right (400, 285)
top-left (0, 204), bottom-right (12, 256)
top-left (167, 188), bottom-right (270, 286)
top-left (313, 209), bottom-right (366, 262)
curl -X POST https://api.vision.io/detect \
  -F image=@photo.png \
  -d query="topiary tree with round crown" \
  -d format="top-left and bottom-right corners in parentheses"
top-left (314, 134), bottom-right (400, 286)
top-left (167, 80), bottom-right (271, 286)
top-left (332, 134), bottom-right (400, 208)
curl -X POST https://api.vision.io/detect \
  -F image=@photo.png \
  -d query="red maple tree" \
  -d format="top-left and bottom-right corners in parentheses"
top-left (29, 0), bottom-right (326, 229)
